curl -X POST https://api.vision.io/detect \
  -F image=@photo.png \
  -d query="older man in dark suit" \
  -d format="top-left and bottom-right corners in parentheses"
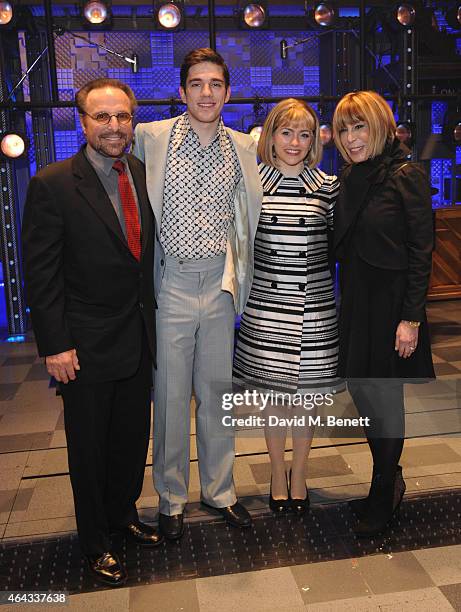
top-left (22, 78), bottom-right (162, 586)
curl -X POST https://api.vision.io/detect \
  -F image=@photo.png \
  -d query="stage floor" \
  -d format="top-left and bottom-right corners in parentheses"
top-left (1, 300), bottom-right (461, 611)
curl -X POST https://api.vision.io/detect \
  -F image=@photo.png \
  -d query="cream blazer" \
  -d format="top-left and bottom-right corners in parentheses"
top-left (132, 116), bottom-right (263, 314)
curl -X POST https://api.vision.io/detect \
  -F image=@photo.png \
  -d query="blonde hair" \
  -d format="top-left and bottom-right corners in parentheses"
top-left (332, 90), bottom-right (396, 162)
top-left (258, 98), bottom-right (322, 169)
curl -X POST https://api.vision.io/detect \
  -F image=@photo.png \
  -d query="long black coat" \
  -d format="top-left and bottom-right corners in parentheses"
top-left (22, 147), bottom-right (156, 383)
top-left (333, 143), bottom-right (435, 379)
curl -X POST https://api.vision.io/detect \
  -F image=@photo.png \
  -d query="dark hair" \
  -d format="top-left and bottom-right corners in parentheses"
top-left (180, 48), bottom-right (230, 90)
top-left (75, 78), bottom-right (137, 114)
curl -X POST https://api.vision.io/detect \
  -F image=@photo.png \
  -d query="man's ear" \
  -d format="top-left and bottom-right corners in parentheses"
top-left (225, 85), bottom-right (231, 104)
top-left (179, 86), bottom-right (187, 105)
top-left (79, 113), bottom-right (87, 135)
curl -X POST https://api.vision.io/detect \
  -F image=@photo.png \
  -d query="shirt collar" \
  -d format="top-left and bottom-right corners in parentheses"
top-left (85, 143), bottom-right (127, 176)
top-left (172, 112), bottom-right (227, 151)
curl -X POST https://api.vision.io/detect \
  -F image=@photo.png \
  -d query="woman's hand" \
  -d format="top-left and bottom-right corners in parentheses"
top-left (395, 321), bottom-right (419, 358)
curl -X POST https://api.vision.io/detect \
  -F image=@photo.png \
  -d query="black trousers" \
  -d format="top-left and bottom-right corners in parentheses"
top-left (60, 334), bottom-right (152, 556)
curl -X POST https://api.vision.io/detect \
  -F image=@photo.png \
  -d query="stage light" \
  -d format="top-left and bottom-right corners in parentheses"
top-left (319, 123), bottom-right (332, 146)
top-left (248, 124), bottom-right (263, 143)
top-left (446, 5), bottom-right (461, 30)
top-left (156, 1), bottom-right (184, 30)
top-left (240, 3), bottom-right (267, 29)
top-left (313, 3), bottom-right (336, 27)
top-left (82, 1), bottom-right (111, 26)
top-left (0, 132), bottom-right (28, 159)
top-left (396, 4), bottom-right (416, 27)
top-left (0, 2), bottom-right (13, 26)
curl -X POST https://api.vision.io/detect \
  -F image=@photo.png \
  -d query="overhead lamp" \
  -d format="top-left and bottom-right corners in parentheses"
top-left (82, 1), bottom-right (112, 27)
top-left (0, 132), bottom-right (28, 160)
top-left (155, 1), bottom-right (184, 30)
top-left (446, 5), bottom-right (461, 30)
top-left (395, 3), bottom-right (416, 27)
top-left (319, 123), bottom-right (332, 146)
top-left (310, 3), bottom-right (336, 28)
top-left (0, 1), bottom-right (13, 26)
top-left (248, 124), bottom-right (263, 143)
top-left (240, 2), bottom-right (268, 29)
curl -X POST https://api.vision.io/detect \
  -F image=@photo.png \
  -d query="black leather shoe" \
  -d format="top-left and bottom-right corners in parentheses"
top-left (269, 474), bottom-right (291, 514)
top-left (159, 512), bottom-right (184, 540)
top-left (201, 501), bottom-right (252, 528)
top-left (289, 469), bottom-right (310, 515)
top-left (354, 468), bottom-right (406, 538)
top-left (86, 551), bottom-right (127, 587)
top-left (122, 521), bottom-right (164, 547)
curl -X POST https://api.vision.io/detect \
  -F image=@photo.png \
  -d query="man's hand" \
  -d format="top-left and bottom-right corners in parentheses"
top-left (45, 349), bottom-right (80, 384)
top-left (395, 321), bottom-right (419, 359)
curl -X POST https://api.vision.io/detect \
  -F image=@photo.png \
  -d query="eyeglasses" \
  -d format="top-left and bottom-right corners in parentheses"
top-left (83, 111), bottom-right (133, 125)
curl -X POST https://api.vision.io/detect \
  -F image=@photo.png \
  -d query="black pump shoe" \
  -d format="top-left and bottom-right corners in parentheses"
top-left (269, 473), bottom-right (291, 513)
top-left (289, 468), bottom-right (310, 515)
top-left (354, 468), bottom-right (406, 538)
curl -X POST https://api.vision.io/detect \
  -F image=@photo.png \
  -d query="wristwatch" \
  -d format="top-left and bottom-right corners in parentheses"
top-left (403, 320), bottom-right (421, 328)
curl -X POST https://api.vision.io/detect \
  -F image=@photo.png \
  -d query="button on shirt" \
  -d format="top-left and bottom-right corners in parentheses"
top-left (161, 113), bottom-right (242, 259)
top-left (85, 145), bottom-right (142, 239)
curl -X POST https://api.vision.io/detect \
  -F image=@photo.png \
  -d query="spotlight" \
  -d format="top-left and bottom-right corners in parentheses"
top-left (311, 3), bottom-right (336, 28)
top-left (155, 1), bottom-right (184, 30)
top-left (454, 122), bottom-right (461, 144)
top-left (0, 132), bottom-right (28, 159)
top-left (395, 3), bottom-right (416, 27)
top-left (81, 1), bottom-right (111, 27)
top-left (240, 2), bottom-right (268, 29)
top-left (319, 123), bottom-right (332, 146)
top-left (0, 1), bottom-right (13, 26)
top-left (446, 5), bottom-right (461, 30)
top-left (248, 124), bottom-right (263, 143)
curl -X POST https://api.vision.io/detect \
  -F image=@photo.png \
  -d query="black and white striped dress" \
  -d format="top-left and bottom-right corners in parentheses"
top-left (233, 163), bottom-right (340, 392)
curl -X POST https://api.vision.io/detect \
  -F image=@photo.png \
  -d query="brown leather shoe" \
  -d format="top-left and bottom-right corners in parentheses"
top-left (123, 521), bottom-right (164, 547)
top-left (86, 552), bottom-right (127, 587)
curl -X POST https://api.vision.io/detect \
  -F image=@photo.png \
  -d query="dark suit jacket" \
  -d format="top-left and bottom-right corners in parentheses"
top-left (22, 147), bottom-right (156, 383)
top-left (334, 145), bottom-right (433, 322)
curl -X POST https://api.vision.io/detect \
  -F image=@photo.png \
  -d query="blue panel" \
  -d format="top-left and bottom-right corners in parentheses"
top-left (432, 102), bottom-right (447, 135)
top-left (54, 131), bottom-right (79, 161)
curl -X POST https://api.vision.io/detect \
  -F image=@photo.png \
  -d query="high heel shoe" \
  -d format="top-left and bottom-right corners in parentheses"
top-left (354, 467), bottom-right (406, 537)
top-left (269, 473), bottom-right (291, 513)
top-left (288, 468), bottom-right (310, 515)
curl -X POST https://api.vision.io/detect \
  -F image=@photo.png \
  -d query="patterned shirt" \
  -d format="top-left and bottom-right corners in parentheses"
top-left (161, 112), bottom-right (242, 259)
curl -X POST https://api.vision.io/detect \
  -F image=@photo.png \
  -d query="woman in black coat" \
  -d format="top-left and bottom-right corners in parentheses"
top-left (332, 91), bottom-right (435, 537)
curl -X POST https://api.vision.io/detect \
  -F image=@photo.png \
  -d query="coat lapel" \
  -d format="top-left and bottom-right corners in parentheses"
top-left (72, 148), bottom-right (127, 248)
top-left (333, 166), bottom-right (371, 251)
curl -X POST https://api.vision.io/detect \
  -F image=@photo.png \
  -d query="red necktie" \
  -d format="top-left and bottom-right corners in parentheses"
top-left (113, 160), bottom-right (141, 261)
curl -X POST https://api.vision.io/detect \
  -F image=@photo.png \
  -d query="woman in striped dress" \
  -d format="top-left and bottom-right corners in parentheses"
top-left (233, 99), bottom-right (340, 513)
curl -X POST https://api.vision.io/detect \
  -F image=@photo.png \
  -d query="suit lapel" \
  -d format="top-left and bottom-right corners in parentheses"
top-left (146, 123), bottom-right (175, 233)
top-left (333, 166), bottom-right (371, 251)
top-left (127, 154), bottom-right (152, 260)
top-left (72, 148), bottom-right (127, 248)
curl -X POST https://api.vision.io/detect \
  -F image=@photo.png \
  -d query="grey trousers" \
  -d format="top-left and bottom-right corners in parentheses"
top-left (153, 254), bottom-right (237, 515)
